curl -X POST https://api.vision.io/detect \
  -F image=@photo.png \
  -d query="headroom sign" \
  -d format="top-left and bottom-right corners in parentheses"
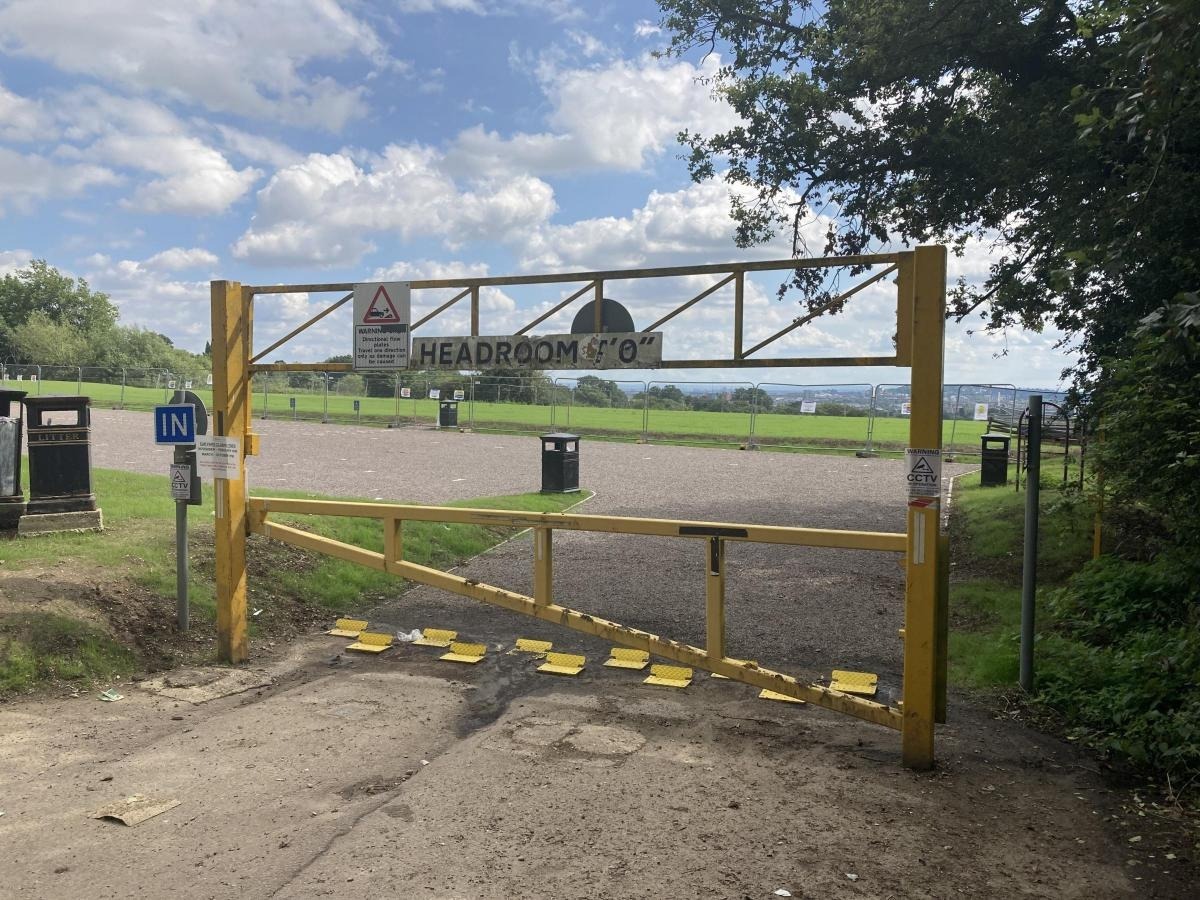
top-left (410, 332), bottom-right (662, 370)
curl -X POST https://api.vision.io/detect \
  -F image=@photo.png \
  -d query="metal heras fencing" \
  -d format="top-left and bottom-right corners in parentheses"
top-left (0, 361), bottom-right (1047, 457)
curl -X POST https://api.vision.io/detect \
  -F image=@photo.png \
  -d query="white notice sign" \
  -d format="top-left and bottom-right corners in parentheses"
top-left (800, 400), bottom-right (817, 414)
top-left (453, 389), bottom-right (465, 400)
top-left (973, 402), bottom-right (989, 421)
top-left (353, 282), bottom-right (411, 370)
top-left (900, 401), bottom-right (912, 416)
top-left (196, 435), bottom-right (241, 480)
top-left (905, 448), bottom-right (941, 500)
top-left (170, 464), bottom-right (191, 500)
top-left (429, 388), bottom-right (440, 399)
top-left (400, 387), bottom-right (411, 398)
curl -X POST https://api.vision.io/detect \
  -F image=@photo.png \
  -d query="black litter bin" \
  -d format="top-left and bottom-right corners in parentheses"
top-left (980, 432), bottom-right (1011, 486)
top-left (22, 395), bottom-right (97, 514)
top-left (540, 432), bottom-right (580, 493)
top-left (0, 388), bottom-right (27, 529)
top-left (438, 399), bottom-right (459, 428)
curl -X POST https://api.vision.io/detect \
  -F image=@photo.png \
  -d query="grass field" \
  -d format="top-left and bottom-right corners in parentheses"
top-left (8, 377), bottom-right (992, 452)
top-left (0, 459), bottom-right (582, 695)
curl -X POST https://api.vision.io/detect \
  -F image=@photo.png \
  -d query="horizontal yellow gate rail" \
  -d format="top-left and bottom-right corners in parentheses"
top-left (247, 496), bottom-right (906, 730)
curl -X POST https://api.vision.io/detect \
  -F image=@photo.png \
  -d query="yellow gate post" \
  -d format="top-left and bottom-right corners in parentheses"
top-left (901, 245), bottom-right (948, 769)
top-left (211, 280), bottom-right (252, 664)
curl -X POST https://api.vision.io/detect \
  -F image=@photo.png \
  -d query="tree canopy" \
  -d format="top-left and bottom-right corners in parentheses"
top-left (658, 0), bottom-right (1199, 380)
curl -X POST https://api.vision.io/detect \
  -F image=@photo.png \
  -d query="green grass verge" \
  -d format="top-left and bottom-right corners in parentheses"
top-left (1, 459), bottom-right (585, 695)
top-left (22, 376), bottom-right (990, 450)
top-left (948, 468), bottom-right (1094, 689)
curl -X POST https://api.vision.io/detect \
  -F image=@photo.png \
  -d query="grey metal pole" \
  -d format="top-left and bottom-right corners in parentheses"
top-left (1020, 394), bottom-right (1042, 693)
top-left (119, 369), bottom-right (127, 409)
top-left (176, 499), bottom-right (189, 631)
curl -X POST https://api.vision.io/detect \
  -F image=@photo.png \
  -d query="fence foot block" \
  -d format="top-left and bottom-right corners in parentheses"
top-left (327, 618), bottom-right (368, 638)
top-left (603, 648), bottom-right (649, 670)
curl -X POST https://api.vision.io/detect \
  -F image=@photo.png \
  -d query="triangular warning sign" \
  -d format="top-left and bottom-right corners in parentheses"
top-left (172, 471), bottom-right (187, 486)
top-left (911, 457), bottom-right (935, 475)
top-left (363, 285), bottom-right (402, 324)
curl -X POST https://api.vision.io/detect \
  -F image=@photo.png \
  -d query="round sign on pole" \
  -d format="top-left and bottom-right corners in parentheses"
top-left (570, 297), bottom-right (635, 334)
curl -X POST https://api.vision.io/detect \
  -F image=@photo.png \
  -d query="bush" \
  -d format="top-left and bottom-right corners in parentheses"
top-left (1040, 553), bottom-right (1200, 782)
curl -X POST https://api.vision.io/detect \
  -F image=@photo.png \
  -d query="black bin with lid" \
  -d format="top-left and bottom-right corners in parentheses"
top-left (980, 432), bottom-right (1011, 487)
top-left (23, 396), bottom-right (97, 514)
top-left (0, 388), bottom-right (27, 529)
top-left (540, 432), bottom-right (580, 493)
top-left (438, 399), bottom-right (459, 428)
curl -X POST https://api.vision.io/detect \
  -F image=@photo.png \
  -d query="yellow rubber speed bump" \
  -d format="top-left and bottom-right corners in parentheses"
top-left (537, 652), bottom-right (585, 676)
top-left (439, 641), bottom-right (486, 664)
top-left (347, 632), bottom-right (394, 654)
top-left (603, 647), bottom-right (649, 670)
top-left (413, 628), bottom-right (457, 648)
top-left (758, 689), bottom-right (805, 704)
top-left (643, 664), bottom-right (692, 689)
top-left (512, 638), bottom-right (553, 655)
top-left (830, 669), bottom-right (878, 696)
top-left (711, 659), bottom-right (756, 679)
top-left (327, 618), bottom-right (368, 638)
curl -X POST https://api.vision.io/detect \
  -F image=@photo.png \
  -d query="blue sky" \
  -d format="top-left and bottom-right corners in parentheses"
top-left (0, 0), bottom-right (1074, 389)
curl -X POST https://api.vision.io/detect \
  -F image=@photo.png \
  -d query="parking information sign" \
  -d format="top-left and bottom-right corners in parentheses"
top-left (353, 282), bottom-right (411, 371)
top-left (154, 404), bottom-right (196, 444)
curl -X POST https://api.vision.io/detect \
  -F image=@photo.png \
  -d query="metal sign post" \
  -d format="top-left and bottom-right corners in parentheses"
top-left (167, 390), bottom-right (207, 632)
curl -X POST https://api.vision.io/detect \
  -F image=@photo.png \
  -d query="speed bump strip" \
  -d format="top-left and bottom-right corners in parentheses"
top-left (643, 665), bottom-right (692, 688)
top-left (512, 638), bottom-right (553, 655)
top-left (413, 628), bottom-right (458, 648)
top-left (712, 659), bottom-right (757, 679)
top-left (758, 689), bottom-right (805, 704)
top-left (347, 632), bottom-right (394, 653)
top-left (327, 618), bottom-right (368, 638)
top-left (537, 652), bottom-right (585, 676)
top-left (830, 669), bottom-right (879, 696)
top-left (439, 641), bottom-right (486, 664)
top-left (603, 647), bottom-right (649, 670)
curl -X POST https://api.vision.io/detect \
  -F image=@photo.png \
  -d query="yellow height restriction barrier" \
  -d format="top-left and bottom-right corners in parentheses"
top-left (209, 246), bottom-right (949, 768)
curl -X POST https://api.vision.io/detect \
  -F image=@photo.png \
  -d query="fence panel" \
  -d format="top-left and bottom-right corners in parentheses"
top-left (944, 383), bottom-right (1018, 456)
top-left (551, 377), bottom-right (647, 439)
top-left (467, 375), bottom-right (556, 435)
top-left (644, 380), bottom-right (755, 447)
top-left (750, 383), bottom-right (874, 453)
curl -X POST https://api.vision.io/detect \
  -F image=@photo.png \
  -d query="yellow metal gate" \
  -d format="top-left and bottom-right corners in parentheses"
top-left (208, 246), bottom-right (948, 768)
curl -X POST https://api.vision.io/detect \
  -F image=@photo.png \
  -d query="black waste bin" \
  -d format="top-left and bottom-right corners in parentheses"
top-left (0, 388), bottom-right (27, 529)
top-left (438, 399), bottom-right (459, 428)
top-left (23, 396), bottom-right (97, 514)
top-left (980, 432), bottom-right (1011, 486)
top-left (540, 432), bottom-right (580, 493)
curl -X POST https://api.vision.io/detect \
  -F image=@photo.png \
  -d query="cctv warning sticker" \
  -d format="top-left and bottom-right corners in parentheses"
top-left (905, 448), bottom-right (941, 500)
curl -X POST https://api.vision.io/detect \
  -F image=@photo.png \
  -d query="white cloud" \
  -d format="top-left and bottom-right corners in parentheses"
top-left (52, 89), bottom-right (262, 215)
top-left (633, 20), bottom-right (662, 38)
top-left (0, 0), bottom-right (388, 130)
top-left (446, 55), bottom-right (738, 175)
top-left (0, 83), bottom-right (53, 142)
top-left (0, 249), bottom-right (34, 275)
top-left (144, 247), bottom-right (220, 272)
top-left (232, 146), bottom-right (557, 267)
top-left (213, 124), bottom-right (303, 169)
top-left (0, 148), bottom-right (120, 216)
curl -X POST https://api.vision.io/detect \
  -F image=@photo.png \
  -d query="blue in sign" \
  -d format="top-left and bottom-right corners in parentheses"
top-left (154, 404), bottom-right (196, 444)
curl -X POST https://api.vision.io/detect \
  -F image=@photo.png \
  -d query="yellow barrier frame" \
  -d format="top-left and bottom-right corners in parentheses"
top-left (210, 246), bottom-right (947, 768)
